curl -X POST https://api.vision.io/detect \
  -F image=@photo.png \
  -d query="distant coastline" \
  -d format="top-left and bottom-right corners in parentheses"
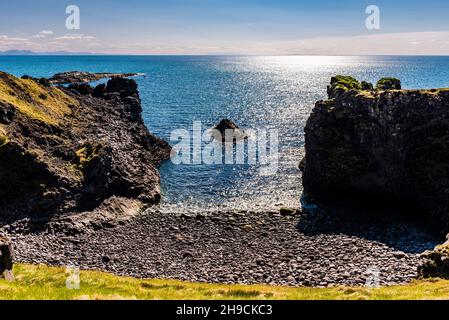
top-left (0, 50), bottom-right (96, 56)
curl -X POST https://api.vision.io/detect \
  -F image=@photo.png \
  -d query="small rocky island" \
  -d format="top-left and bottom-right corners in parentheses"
top-left (213, 119), bottom-right (248, 142)
top-left (0, 71), bottom-right (170, 234)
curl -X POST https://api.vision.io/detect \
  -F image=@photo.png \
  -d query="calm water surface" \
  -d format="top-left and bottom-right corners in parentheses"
top-left (2, 55), bottom-right (449, 211)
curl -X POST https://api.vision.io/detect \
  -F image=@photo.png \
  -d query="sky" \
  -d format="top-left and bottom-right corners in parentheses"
top-left (0, 0), bottom-right (448, 55)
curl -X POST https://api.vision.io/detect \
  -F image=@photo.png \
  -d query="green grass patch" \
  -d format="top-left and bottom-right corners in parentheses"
top-left (1, 264), bottom-right (449, 300)
top-left (0, 72), bottom-right (78, 125)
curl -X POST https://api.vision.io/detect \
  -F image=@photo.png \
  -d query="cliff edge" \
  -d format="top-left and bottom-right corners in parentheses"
top-left (0, 72), bottom-right (170, 232)
top-left (302, 75), bottom-right (449, 231)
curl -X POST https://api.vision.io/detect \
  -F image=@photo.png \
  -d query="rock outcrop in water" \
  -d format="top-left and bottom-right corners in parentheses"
top-left (28, 71), bottom-right (140, 85)
top-left (213, 119), bottom-right (248, 142)
top-left (0, 71), bottom-right (170, 231)
top-left (302, 75), bottom-right (449, 231)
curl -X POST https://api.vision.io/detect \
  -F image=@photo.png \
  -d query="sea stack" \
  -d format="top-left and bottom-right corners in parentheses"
top-left (302, 75), bottom-right (449, 231)
top-left (213, 119), bottom-right (248, 143)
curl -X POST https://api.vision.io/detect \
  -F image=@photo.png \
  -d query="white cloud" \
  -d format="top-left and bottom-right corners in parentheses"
top-left (32, 30), bottom-right (54, 38)
top-left (53, 34), bottom-right (96, 42)
top-left (274, 31), bottom-right (449, 55)
top-left (0, 35), bottom-right (28, 42)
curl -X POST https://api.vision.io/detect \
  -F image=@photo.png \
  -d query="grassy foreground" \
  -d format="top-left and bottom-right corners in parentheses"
top-left (0, 264), bottom-right (448, 300)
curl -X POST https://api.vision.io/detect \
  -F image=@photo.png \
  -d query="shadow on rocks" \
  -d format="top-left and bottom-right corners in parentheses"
top-left (296, 204), bottom-right (440, 254)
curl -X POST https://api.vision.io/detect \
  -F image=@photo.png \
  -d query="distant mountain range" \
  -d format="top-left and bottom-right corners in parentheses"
top-left (0, 50), bottom-right (95, 55)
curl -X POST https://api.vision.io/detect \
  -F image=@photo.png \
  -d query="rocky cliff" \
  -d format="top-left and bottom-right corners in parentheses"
top-left (302, 76), bottom-right (449, 231)
top-left (0, 71), bottom-right (170, 231)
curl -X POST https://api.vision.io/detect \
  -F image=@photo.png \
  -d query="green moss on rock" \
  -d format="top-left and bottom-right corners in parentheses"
top-left (361, 81), bottom-right (374, 90)
top-left (376, 77), bottom-right (402, 90)
top-left (0, 127), bottom-right (8, 147)
top-left (0, 134), bottom-right (7, 147)
top-left (327, 75), bottom-right (362, 99)
top-left (75, 143), bottom-right (104, 170)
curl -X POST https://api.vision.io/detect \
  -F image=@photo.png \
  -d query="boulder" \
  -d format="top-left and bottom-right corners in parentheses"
top-left (68, 83), bottom-right (93, 96)
top-left (0, 236), bottom-right (13, 278)
top-left (92, 83), bottom-right (106, 98)
top-left (419, 238), bottom-right (449, 279)
top-left (327, 75), bottom-right (362, 99)
top-left (105, 77), bottom-right (138, 98)
top-left (0, 102), bottom-right (16, 124)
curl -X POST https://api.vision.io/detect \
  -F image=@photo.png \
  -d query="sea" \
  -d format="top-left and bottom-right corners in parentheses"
top-left (1, 55), bottom-right (449, 212)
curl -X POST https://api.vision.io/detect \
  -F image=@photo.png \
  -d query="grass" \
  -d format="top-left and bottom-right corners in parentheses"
top-left (0, 126), bottom-right (8, 147)
top-left (1, 264), bottom-right (449, 300)
top-left (0, 72), bottom-right (78, 125)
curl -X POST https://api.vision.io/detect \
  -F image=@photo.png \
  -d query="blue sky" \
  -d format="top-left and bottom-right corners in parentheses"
top-left (0, 0), bottom-right (448, 54)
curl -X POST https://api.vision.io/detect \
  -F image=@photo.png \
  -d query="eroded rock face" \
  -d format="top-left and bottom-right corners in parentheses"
top-left (0, 72), bottom-right (171, 227)
top-left (303, 77), bottom-right (449, 231)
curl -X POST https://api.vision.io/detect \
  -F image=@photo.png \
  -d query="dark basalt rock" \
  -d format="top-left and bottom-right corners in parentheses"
top-left (0, 72), bottom-right (171, 228)
top-left (376, 77), bottom-right (401, 90)
top-left (303, 76), bottom-right (449, 231)
top-left (0, 236), bottom-right (13, 277)
top-left (327, 75), bottom-right (362, 99)
top-left (361, 81), bottom-right (374, 90)
top-left (105, 77), bottom-right (138, 98)
top-left (48, 71), bottom-right (139, 85)
top-left (0, 102), bottom-right (15, 124)
top-left (92, 83), bottom-right (106, 98)
top-left (68, 82), bottom-right (93, 96)
top-left (213, 119), bottom-right (248, 143)
top-left (419, 237), bottom-right (449, 279)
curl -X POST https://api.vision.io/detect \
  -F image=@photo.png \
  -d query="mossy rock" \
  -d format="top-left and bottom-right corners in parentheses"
top-left (0, 128), bottom-right (8, 147)
top-left (0, 134), bottom-right (7, 147)
top-left (327, 75), bottom-right (362, 99)
top-left (0, 72), bottom-right (78, 125)
top-left (361, 81), bottom-right (374, 90)
top-left (376, 77), bottom-right (402, 90)
top-left (75, 142), bottom-right (104, 170)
